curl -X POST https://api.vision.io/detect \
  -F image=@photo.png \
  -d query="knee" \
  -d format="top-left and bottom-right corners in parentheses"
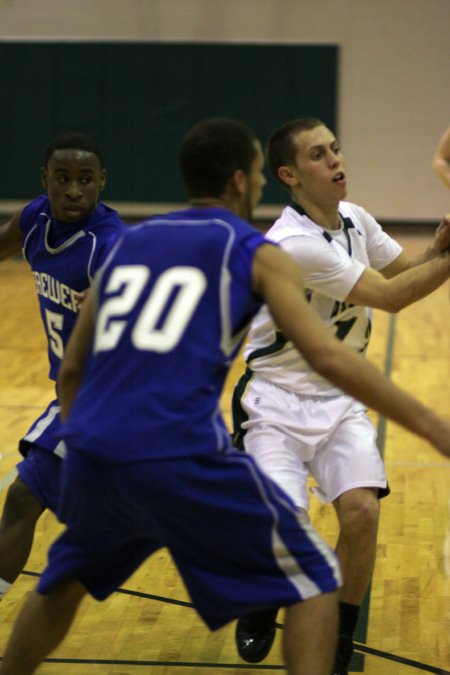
top-left (335, 489), bottom-right (380, 535)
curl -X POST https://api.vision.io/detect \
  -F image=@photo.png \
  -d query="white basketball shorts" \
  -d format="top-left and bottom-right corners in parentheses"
top-left (236, 374), bottom-right (388, 510)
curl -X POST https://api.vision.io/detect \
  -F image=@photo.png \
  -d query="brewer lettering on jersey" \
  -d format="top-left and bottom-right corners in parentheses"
top-left (19, 194), bottom-right (126, 381)
top-left (32, 270), bottom-right (79, 312)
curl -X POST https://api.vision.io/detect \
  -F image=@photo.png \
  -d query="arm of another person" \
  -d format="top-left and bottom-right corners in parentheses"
top-left (252, 243), bottom-right (450, 458)
top-left (432, 125), bottom-right (450, 189)
top-left (0, 211), bottom-right (24, 261)
top-left (58, 288), bottom-right (96, 421)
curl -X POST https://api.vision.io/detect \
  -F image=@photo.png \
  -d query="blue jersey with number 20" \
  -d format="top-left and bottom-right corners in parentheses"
top-left (60, 207), bottom-right (268, 462)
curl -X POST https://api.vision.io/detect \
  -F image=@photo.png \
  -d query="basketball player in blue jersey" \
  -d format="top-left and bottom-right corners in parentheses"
top-left (1, 118), bottom-right (450, 675)
top-left (232, 118), bottom-right (450, 674)
top-left (0, 132), bottom-right (126, 602)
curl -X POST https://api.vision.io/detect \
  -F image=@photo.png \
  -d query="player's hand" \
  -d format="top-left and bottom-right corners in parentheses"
top-left (432, 214), bottom-right (450, 253)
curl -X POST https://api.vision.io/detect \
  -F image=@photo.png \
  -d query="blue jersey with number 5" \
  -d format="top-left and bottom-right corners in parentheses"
top-left (60, 207), bottom-right (268, 462)
top-left (20, 194), bottom-right (126, 381)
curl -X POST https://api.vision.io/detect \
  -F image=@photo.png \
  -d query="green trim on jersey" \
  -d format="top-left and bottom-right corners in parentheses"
top-left (231, 367), bottom-right (255, 450)
top-left (246, 330), bottom-right (289, 365)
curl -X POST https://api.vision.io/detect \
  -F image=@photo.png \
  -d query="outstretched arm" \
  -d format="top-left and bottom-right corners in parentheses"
top-left (344, 241), bottom-right (450, 313)
top-left (432, 125), bottom-right (450, 189)
top-left (252, 243), bottom-right (450, 458)
top-left (0, 211), bottom-right (24, 261)
top-left (380, 215), bottom-right (450, 276)
top-left (345, 213), bottom-right (450, 313)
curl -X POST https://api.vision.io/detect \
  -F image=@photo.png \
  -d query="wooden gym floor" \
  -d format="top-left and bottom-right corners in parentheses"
top-left (0, 229), bottom-right (448, 674)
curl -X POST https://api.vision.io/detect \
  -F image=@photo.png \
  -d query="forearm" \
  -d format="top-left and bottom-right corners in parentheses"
top-left (0, 212), bottom-right (25, 261)
top-left (432, 127), bottom-right (450, 189)
top-left (407, 233), bottom-right (450, 268)
top-left (273, 297), bottom-right (447, 448)
top-left (0, 229), bottom-right (23, 261)
top-left (314, 344), bottom-right (441, 443)
top-left (432, 158), bottom-right (450, 189)
top-left (385, 253), bottom-right (450, 311)
top-left (433, 159), bottom-right (450, 188)
top-left (351, 253), bottom-right (450, 312)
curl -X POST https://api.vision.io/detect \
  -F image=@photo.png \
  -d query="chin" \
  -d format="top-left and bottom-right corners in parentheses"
top-left (61, 211), bottom-right (86, 222)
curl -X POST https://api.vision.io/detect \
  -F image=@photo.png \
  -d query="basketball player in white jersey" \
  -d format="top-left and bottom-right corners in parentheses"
top-left (233, 117), bottom-right (450, 674)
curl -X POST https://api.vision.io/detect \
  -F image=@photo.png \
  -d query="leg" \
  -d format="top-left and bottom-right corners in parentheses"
top-left (0, 578), bottom-right (86, 675)
top-left (0, 477), bottom-right (45, 585)
top-left (232, 395), bottom-right (311, 665)
top-left (332, 487), bottom-right (380, 673)
top-left (333, 488), bottom-right (379, 604)
top-left (283, 591), bottom-right (339, 675)
top-left (235, 507), bottom-right (313, 664)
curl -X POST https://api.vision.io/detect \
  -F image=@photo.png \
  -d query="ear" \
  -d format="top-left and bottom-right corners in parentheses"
top-left (99, 168), bottom-right (107, 191)
top-left (231, 168), bottom-right (247, 195)
top-left (278, 165), bottom-right (300, 188)
top-left (40, 167), bottom-right (48, 191)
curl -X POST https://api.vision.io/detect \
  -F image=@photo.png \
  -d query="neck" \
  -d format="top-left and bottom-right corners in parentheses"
top-left (292, 195), bottom-right (340, 230)
top-left (190, 197), bottom-right (228, 209)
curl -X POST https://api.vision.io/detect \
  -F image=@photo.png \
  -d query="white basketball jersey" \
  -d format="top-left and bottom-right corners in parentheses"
top-left (245, 201), bottom-right (402, 395)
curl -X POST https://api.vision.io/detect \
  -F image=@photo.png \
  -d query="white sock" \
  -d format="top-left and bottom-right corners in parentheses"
top-left (0, 578), bottom-right (12, 598)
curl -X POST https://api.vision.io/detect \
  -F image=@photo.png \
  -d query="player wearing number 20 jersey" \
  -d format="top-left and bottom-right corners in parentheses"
top-left (60, 208), bottom-right (265, 463)
top-left (41, 202), bottom-right (341, 631)
top-left (18, 194), bottom-right (126, 464)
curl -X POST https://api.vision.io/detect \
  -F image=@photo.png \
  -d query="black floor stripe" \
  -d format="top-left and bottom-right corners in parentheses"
top-left (19, 570), bottom-right (448, 673)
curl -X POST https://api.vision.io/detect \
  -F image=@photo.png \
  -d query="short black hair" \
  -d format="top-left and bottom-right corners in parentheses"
top-left (267, 117), bottom-right (324, 187)
top-left (43, 132), bottom-right (103, 167)
top-left (179, 117), bottom-right (258, 199)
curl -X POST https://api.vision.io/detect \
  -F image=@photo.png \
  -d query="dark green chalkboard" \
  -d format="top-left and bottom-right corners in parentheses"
top-left (0, 42), bottom-right (338, 204)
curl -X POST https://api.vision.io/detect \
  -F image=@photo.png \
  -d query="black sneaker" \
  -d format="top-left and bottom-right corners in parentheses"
top-left (235, 608), bottom-right (278, 663)
top-left (333, 633), bottom-right (354, 674)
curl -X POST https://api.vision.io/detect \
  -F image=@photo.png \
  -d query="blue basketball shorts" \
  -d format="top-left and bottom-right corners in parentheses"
top-left (38, 447), bottom-right (341, 630)
top-left (16, 446), bottom-right (63, 513)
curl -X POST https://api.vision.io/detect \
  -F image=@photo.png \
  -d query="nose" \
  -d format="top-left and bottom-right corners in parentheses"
top-left (327, 150), bottom-right (339, 168)
top-left (65, 180), bottom-right (82, 199)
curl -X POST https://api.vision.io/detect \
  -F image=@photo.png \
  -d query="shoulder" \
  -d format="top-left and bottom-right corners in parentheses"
top-left (339, 201), bottom-right (379, 230)
top-left (20, 195), bottom-right (51, 233)
top-left (85, 203), bottom-right (127, 238)
top-left (266, 205), bottom-right (323, 244)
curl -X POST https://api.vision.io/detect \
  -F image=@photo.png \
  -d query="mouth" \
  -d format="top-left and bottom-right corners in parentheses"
top-left (63, 204), bottom-right (84, 216)
top-left (332, 172), bottom-right (346, 183)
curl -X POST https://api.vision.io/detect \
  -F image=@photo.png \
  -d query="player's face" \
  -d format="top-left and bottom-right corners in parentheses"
top-left (41, 149), bottom-right (106, 223)
top-left (291, 125), bottom-right (346, 205)
top-left (242, 141), bottom-right (266, 222)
